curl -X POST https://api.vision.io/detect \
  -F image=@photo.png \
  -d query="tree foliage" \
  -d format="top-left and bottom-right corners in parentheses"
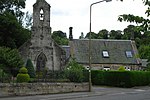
top-left (52, 31), bottom-right (69, 45)
top-left (17, 67), bottom-right (30, 83)
top-left (118, 0), bottom-right (150, 65)
top-left (25, 59), bottom-right (36, 78)
top-left (118, 0), bottom-right (150, 32)
top-left (64, 58), bottom-right (86, 82)
top-left (0, 0), bottom-right (26, 22)
top-left (0, 12), bottom-right (31, 48)
top-left (0, 47), bottom-right (23, 76)
top-left (0, 0), bottom-right (31, 48)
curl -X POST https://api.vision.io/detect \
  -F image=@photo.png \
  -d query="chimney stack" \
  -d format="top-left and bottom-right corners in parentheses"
top-left (69, 27), bottom-right (73, 40)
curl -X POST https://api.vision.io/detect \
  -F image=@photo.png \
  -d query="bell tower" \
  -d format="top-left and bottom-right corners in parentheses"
top-left (30, 0), bottom-right (54, 71)
top-left (33, 0), bottom-right (51, 28)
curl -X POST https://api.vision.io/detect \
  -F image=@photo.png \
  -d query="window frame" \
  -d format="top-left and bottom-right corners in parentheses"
top-left (102, 50), bottom-right (109, 58)
top-left (125, 51), bottom-right (133, 58)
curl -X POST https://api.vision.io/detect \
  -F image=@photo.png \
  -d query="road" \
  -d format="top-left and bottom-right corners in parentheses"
top-left (1, 86), bottom-right (150, 100)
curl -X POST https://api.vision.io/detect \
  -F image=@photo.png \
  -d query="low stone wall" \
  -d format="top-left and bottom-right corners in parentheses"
top-left (0, 83), bottom-right (89, 96)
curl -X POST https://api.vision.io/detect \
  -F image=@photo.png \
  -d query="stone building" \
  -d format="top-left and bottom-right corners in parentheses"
top-left (19, 0), bottom-right (66, 71)
top-left (68, 30), bottom-right (142, 70)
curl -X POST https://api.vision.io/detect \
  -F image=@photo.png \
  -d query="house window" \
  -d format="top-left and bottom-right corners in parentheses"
top-left (102, 51), bottom-right (109, 58)
top-left (40, 9), bottom-right (44, 20)
top-left (126, 51), bottom-right (133, 58)
top-left (103, 67), bottom-right (110, 71)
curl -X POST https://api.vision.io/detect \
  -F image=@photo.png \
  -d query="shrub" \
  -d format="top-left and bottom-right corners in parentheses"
top-left (25, 59), bottom-right (36, 78)
top-left (64, 58), bottom-right (86, 83)
top-left (118, 66), bottom-right (125, 71)
top-left (19, 67), bottom-right (28, 74)
top-left (17, 67), bottom-right (30, 83)
top-left (91, 70), bottom-right (150, 88)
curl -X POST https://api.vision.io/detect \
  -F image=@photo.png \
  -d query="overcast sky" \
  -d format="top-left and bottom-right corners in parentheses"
top-left (25, 0), bottom-right (148, 39)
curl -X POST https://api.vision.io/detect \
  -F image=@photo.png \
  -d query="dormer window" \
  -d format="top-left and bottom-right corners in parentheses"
top-left (40, 9), bottom-right (44, 20)
top-left (102, 50), bottom-right (109, 58)
top-left (126, 51), bottom-right (133, 58)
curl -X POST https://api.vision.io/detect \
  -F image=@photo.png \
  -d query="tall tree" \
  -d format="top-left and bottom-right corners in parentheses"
top-left (0, 12), bottom-right (31, 48)
top-left (52, 31), bottom-right (69, 45)
top-left (79, 32), bottom-right (84, 39)
top-left (0, 0), bottom-right (26, 23)
top-left (0, 47), bottom-right (23, 76)
top-left (97, 29), bottom-right (109, 39)
top-left (25, 59), bottom-right (36, 78)
top-left (0, 0), bottom-right (31, 48)
top-left (109, 30), bottom-right (122, 39)
top-left (85, 32), bottom-right (97, 39)
top-left (118, 0), bottom-right (150, 32)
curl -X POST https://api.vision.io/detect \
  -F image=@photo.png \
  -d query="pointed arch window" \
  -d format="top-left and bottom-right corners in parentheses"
top-left (36, 52), bottom-right (47, 71)
top-left (40, 9), bottom-right (44, 20)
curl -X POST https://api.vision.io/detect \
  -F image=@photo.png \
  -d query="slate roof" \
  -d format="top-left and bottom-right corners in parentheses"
top-left (71, 39), bottom-right (141, 65)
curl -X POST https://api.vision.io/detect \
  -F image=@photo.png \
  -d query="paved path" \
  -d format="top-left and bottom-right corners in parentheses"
top-left (1, 86), bottom-right (150, 100)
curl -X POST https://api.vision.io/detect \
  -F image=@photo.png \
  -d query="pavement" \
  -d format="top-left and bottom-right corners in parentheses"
top-left (1, 86), bottom-right (150, 100)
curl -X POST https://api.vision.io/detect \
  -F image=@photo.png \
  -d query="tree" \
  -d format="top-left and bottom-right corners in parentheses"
top-left (97, 29), bottom-right (109, 39)
top-left (24, 11), bottom-right (33, 30)
top-left (52, 31), bottom-right (69, 45)
top-left (64, 58), bottom-right (85, 83)
top-left (0, 12), bottom-right (31, 48)
top-left (109, 30), bottom-right (122, 39)
top-left (79, 32), bottom-right (84, 39)
top-left (25, 59), bottom-right (36, 78)
top-left (118, 0), bottom-right (150, 32)
top-left (0, 0), bottom-right (31, 48)
top-left (138, 45), bottom-right (150, 61)
top-left (118, 0), bottom-right (150, 61)
top-left (85, 32), bottom-right (97, 39)
top-left (0, 47), bottom-right (23, 76)
top-left (0, 0), bottom-right (26, 23)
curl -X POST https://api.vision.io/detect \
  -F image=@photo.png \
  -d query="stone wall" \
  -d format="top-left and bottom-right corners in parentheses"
top-left (0, 83), bottom-right (89, 96)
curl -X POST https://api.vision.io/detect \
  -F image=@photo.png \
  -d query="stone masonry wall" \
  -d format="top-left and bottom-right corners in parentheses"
top-left (0, 83), bottom-right (89, 96)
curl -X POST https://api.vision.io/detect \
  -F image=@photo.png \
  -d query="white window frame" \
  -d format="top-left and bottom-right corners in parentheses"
top-left (102, 51), bottom-right (109, 58)
top-left (126, 51), bottom-right (133, 58)
top-left (103, 67), bottom-right (110, 71)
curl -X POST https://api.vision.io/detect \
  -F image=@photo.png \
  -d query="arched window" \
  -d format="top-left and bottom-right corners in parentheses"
top-left (36, 52), bottom-right (47, 71)
top-left (40, 9), bottom-right (44, 20)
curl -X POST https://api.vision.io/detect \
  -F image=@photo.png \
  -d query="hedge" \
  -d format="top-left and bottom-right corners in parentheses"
top-left (91, 70), bottom-right (150, 88)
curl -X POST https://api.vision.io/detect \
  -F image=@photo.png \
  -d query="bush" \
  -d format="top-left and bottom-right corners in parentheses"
top-left (64, 58), bottom-right (86, 83)
top-left (16, 74), bottom-right (30, 83)
top-left (19, 67), bottom-right (28, 74)
top-left (17, 67), bottom-right (30, 83)
top-left (25, 59), bottom-right (36, 78)
top-left (118, 66), bottom-right (125, 71)
top-left (91, 70), bottom-right (150, 88)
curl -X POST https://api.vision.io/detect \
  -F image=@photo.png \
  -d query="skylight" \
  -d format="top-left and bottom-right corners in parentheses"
top-left (126, 51), bottom-right (133, 58)
top-left (102, 51), bottom-right (109, 58)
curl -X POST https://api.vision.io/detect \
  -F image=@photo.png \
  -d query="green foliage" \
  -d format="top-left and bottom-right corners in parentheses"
top-left (98, 29), bottom-right (109, 39)
top-left (0, 0), bottom-right (31, 48)
top-left (85, 32), bottom-right (98, 39)
top-left (25, 59), bottom-right (36, 78)
top-left (118, 66), bottom-right (125, 71)
top-left (19, 67), bottom-right (28, 74)
top-left (138, 45), bottom-right (150, 61)
top-left (0, 69), bottom-right (11, 83)
top-left (91, 70), bottom-right (150, 88)
top-left (17, 74), bottom-right (30, 83)
top-left (52, 31), bottom-right (69, 45)
top-left (0, 0), bottom-right (26, 19)
top-left (109, 30), bottom-right (122, 39)
top-left (17, 67), bottom-right (30, 83)
top-left (0, 47), bottom-right (23, 76)
top-left (64, 58), bottom-right (86, 83)
top-left (0, 12), bottom-right (31, 48)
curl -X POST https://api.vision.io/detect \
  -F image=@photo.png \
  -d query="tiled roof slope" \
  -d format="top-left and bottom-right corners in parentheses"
top-left (72, 39), bottom-right (141, 65)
